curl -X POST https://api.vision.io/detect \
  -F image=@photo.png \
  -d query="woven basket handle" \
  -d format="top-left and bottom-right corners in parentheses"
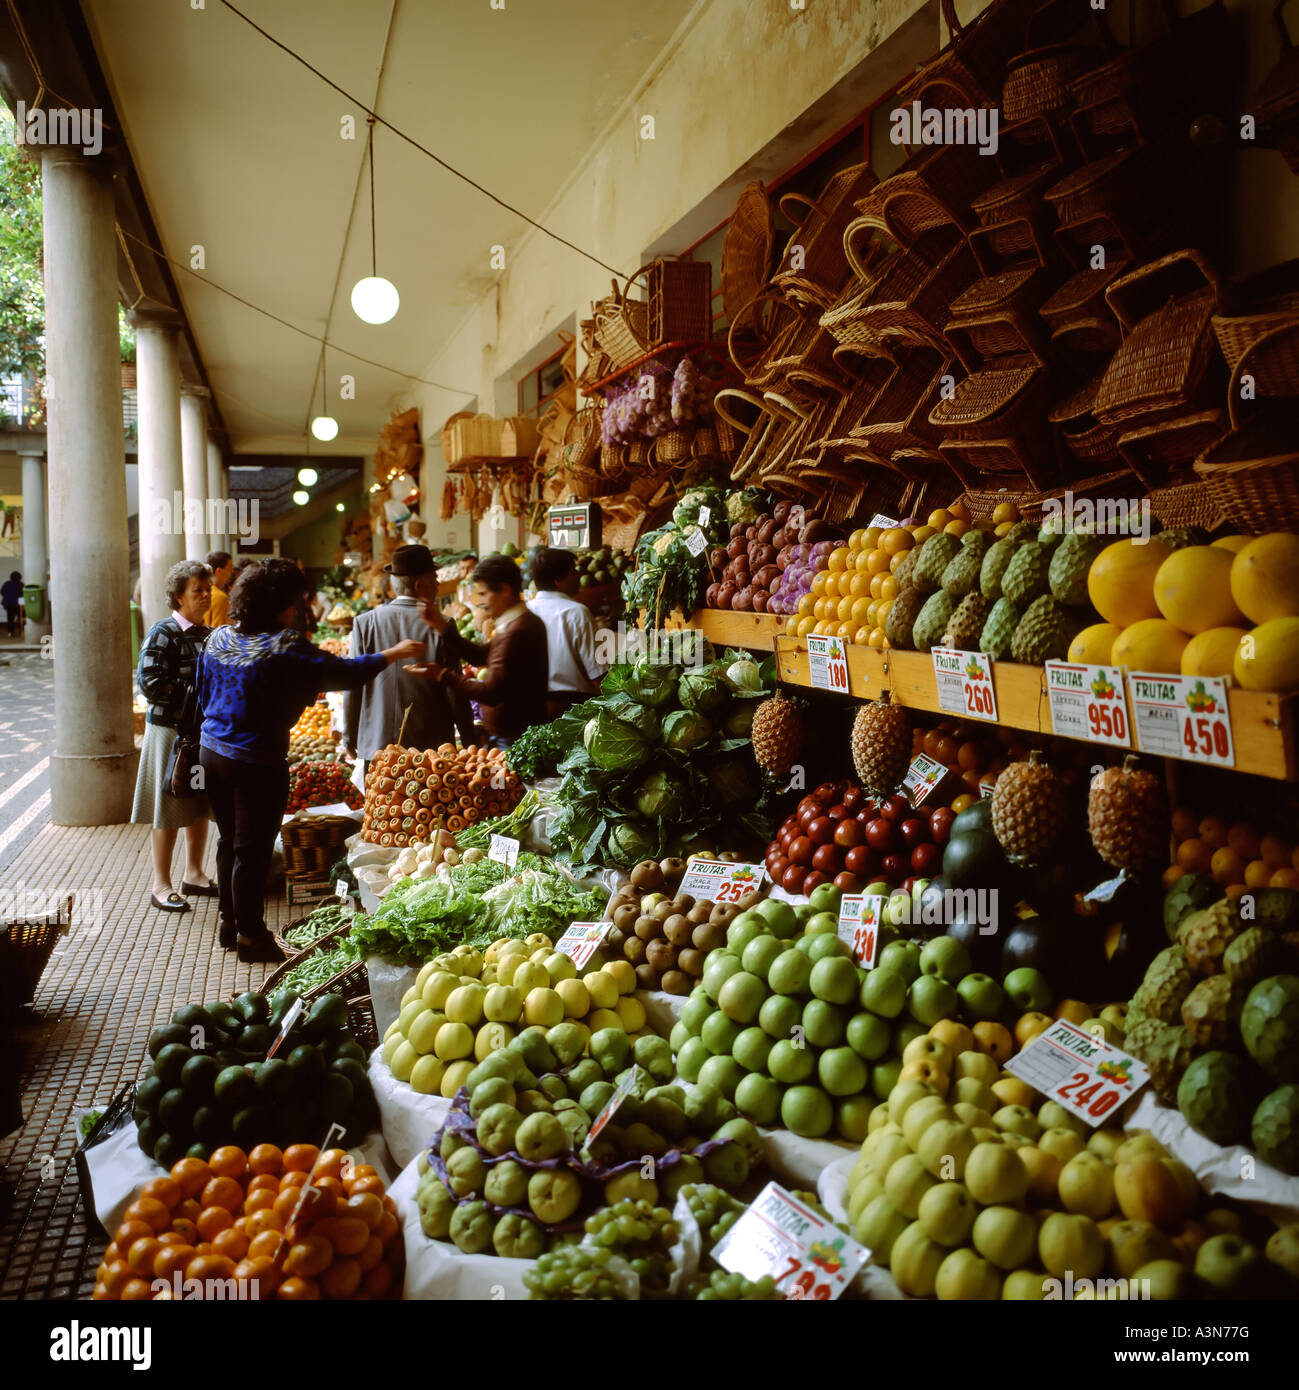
top-left (1228, 322), bottom-right (1297, 430)
top-left (777, 190), bottom-right (824, 225)
top-left (940, 0), bottom-right (969, 41)
top-left (713, 386), bottom-right (766, 435)
top-left (1105, 248), bottom-right (1221, 332)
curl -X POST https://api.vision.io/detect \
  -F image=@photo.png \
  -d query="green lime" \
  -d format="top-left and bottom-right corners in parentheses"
top-left (158, 1088), bottom-right (197, 1132)
top-left (153, 1043), bottom-right (193, 1087)
top-left (330, 1058), bottom-right (367, 1093)
top-left (171, 1004), bottom-right (212, 1033)
top-left (332, 1038), bottom-right (366, 1065)
top-left (287, 1045), bottom-right (326, 1081)
top-left (185, 1141), bottom-right (210, 1161)
top-left (152, 1132), bottom-right (185, 1168)
top-left (256, 1058), bottom-right (294, 1101)
top-left (239, 1024), bottom-right (275, 1055)
top-left (134, 1075), bottom-right (165, 1114)
top-left (214, 1065), bottom-right (256, 1109)
top-left (231, 1105), bottom-right (273, 1146)
top-left (321, 1073), bottom-right (354, 1118)
top-left (180, 1054), bottom-right (220, 1098)
top-left (136, 1117), bottom-right (158, 1156)
top-left (148, 1023), bottom-right (189, 1059)
top-left (192, 1105), bottom-right (230, 1144)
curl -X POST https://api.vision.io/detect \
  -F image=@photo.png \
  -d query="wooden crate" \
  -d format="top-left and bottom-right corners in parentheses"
top-left (664, 609), bottom-right (784, 652)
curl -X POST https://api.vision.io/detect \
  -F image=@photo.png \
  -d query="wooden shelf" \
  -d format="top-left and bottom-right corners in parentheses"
top-left (664, 609), bottom-right (784, 651)
top-left (772, 637), bottom-right (1298, 782)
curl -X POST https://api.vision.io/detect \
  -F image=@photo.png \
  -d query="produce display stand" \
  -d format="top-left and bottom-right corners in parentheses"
top-left (771, 636), bottom-right (1299, 782)
top-left (664, 608), bottom-right (784, 652)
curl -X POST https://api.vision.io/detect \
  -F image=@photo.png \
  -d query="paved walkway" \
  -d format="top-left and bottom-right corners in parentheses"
top-left (0, 656), bottom-right (290, 1298)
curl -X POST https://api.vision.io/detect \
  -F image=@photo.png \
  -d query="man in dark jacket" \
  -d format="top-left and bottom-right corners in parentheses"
top-left (413, 553), bottom-right (548, 748)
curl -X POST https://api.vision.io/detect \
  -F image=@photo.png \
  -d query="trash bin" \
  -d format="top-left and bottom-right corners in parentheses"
top-left (22, 583), bottom-right (43, 623)
top-left (129, 600), bottom-right (142, 671)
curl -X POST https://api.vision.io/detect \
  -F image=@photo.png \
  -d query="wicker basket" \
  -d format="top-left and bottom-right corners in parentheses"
top-left (1195, 416), bottom-right (1299, 532)
top-left (1148, 474), bottom-right (1226, 531)
top-left (654, 426), bottom-right (693, 465)
top-left (262, 918), bottom-right (355, 994)
top-left (347, 995), bottom-right (380, 1054)
top-left (440, 411), bottom-right (475, 460)
top-left (646, 259), bottom-right (713, 347)
top-left (600, 442), bottom-right (630, 481)
top-left (1212, 259), bottom-right (1299, 372)
top-left (722, 182), bottom-right (775, 325)
top-left (1, 895), bottom-right (72, 1008)
top-left (896, 0), bottom-right (1041, 112)
top-left (281, 814), bottom-right (355, 881)
top-left (1048, 372), bottom-right (1121, 469)
top-left (1041, 259), bottom-right (1128, 351)
top-left (1117, 412), bottom-right (1227, 490)
top-left (853, 230), bottom-right (978, 358)
top-left (593, 277), bottom-right (650, 372)
top-left (563, 405), bottom-right (602, 484)
top-left (1043, 146), bottom-right (1169, 240)
top-left (773, 163), bottom-right (877, 310)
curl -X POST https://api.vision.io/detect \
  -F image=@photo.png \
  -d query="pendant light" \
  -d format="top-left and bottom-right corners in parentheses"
top-left (351, 117), bottom-right (399, 324)
top-left (292, 490), bottom-right (309, 506)
top-left (310, 343), bottom-right (339, 441)
top-left (298, 467), bottom-right (318, 487)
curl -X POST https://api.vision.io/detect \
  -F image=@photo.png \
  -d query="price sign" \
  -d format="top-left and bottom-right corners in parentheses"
top-left (335, 877), bottom-right (350, 900)
top-left (585, 1065), bottom-right (643, 1146)
top-left (979, 780), bottom-right (996, 800)
top-left (837, 895), bottom-right (884, 968)
top-left (488, 834), bottom-right (520, 868)
top-left (678, 857), bottom-right (766, 903)
top-left (807, 634), bottom-right (850, 693)
top-left (1004, 1019), bottom-right (1148, 1127)
top-left (1127, 672), bottom-right (1234, 768)
top-left (903, 753), bottom-right (949, 807)
top-left (555, 922), bottom-right (610, 970)
top-left (713, 1182), bottom-right (869, 1300)
top-left (697, 505), bottom-right (711, 528)
top-left (1045, 662), bottom-right (1130, 747)
top-left (867, 514), bottom-right (898, 530)
top-left (265, 998), bottom-right (305, 1060)
top-left (932, 647), bottom-right (997, 722)
top-left (684, 526), bottom-right (708, 558)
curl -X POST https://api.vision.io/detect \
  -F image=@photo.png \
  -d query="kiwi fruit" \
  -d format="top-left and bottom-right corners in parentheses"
top-left (691, 921), bottom-right (726, 953)
top-left (630, 861), bottom-right (664, 891)
top-left (612, 903), bottom-right (640, 932)
top-left (677, 948), bottom-right (705, 977)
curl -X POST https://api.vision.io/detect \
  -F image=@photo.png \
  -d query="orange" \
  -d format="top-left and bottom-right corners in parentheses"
top-left (868, 572), bottom-right (886, 599)
top-left (1169, 806), bottom-right (1198, 840)
top-left (948, 499), bottom-right (971, 522)
top-left (234, 1256), bottom-right (280, 1299)
top-left (356, 1235), bottom-right (385, 1272)
top-left (208, 1146), bottom-right (247, 1180)
top-left (186, 1253), bottom-right (236, 1283)
top-left (102, 1242), bottom-right (122, 1267)
top-left (854, 548), bottom-right (875, 573)
top-left (1244, 858), bottom-right (1272, 889)
top-left (1261, 834), bottom-right (1293, 868)
top-left (277, 1276), bottom-right (321, 1301)
top-left (125, 1197), bottom-right (170, 1234)
top-left (328, 1217), bottom-right (370, 1257)
top-left (248, 1144), bottom-right (283, 1176)
top-left (126, 1237), bottom-right (163, 1278)
top-left (140, 1176), bottom-right (182, 1209)
top-left (911, 525), bottom-right (936, 545)
top-left (1209, 846), bottom-right (1245, 886)
top-left (248, 1229), bottom-right (286, 1262)
top-left (322, 1257), bottom-right (362, 1299)
top-left (810, 570), bottom-right (827, 596)
top-left (927, 509), bottom-right (953, 530)
top-left (1225, 883), bottom-right (1250, 899)
top-left (1271, 867), bottom-right (1299, 890)
top-left (281, 1169), bottom-right (309, 1189)
top-left (176, 1198), bottom-right (202, 1225)
top-left (942, 519), bottom-right (970, 537)
top-left (170, 1217), bottom-right (199, 1244)
top-left (867, 548), bottom-right (891, 575)
top-left (283, 1144), bottom-right (319, 1173)
top-left (1161, 864), bottom-right (1186, 890)
top-left (246, 1207), bottom-right (285, 1237)
top-left (889, 550), bottom-right (909, 573)
top-left (274, 1189), bottom-right (304, 1223)
top-left (949, 793), bottom-right (976, 814)
top-left (1175, 838), bottom-right (1212, 875)
top-left (201, 1176), bottom-right (244, 1213)
top-left (244, 1187), bottom-right (276, 1215)
top-left (344, 1193), bottom-right (384, 1230)
top-left (1227, 823), bottom-right (1261, 859)
top-left (284, 1234), bottom-right (332, 1278)
top-left (364, 1263), bottom-right (394, 1299)
top-left (854, 627), bottom-right (874, 646)
top-left (828, 546), bottom-right (850, 573)
top-left (153, 1244), bottom-right (196, 1281)
top-left (212, 1227), bottom-right (249, 1261)
top-left (836, 595), bottom-right (854, 623)
top-left (196, 1205), bottom-right (234, 1241)
top-left (956, 741), bottom-right (982, 772)
top-left (1197, 815), bottom-right (1228, 850)
top-left (101, 1260), bottom-right (135, 1298)
top-left (347, 1175), bottom-right (385, 1198)
top-left (114, 1219), bottom-right (153, 1250)
top-left (158, 1229), bottom-right (190, 1246)
top-left (120, 1278), bottom-right (154, 1301)
top-left (879, 575), bottom-right (898, 601)
top-left (880, 527), bottom-right (913, 556)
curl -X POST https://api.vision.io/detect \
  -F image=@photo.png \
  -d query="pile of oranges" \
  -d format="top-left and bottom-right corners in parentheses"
top-left (1165, 811), bottom-right (1299, 896)
top-left (93, 1143), bottom-right (404, 1301)
top-left (783, 500), bottom-right (1020, 649)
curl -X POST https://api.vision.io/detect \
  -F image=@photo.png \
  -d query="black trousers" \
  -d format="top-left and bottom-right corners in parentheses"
top-left (200, 746), bottom-right (288, 942)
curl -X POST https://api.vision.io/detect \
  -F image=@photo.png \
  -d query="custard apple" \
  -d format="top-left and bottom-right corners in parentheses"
top-left (1048, 532), bottom-right (1106, 608)
top-left (942, 592), bottom-right (990, 651)
top-left (1010, 595), bottom-right (1077, 664)
top-left (961, 529), bottom-right (992, 558)
top-left (1181, 900), bottom-right (1242, 975)
top-left (1247, 887), bottom-right (1299, 933)
top-left (913, 533), bottom-right (962, 594)
top-left (1252, 1085), bottom-right (1299, 1174)
top-left (978, 597), bottom-right (1021, 660)
top-left (1006, 521), bottom-right (1039, 543)
top-left (1131, 945), bottom-right (1196, 1024)
top-left (941, 547), bottom-right (983, 599)
top-left (1240, 975), bottom-right (1299, 1081)
top-left (1224, 927), bottom-right (1291, 987)
top-left (1001, 542), bottom-right (1051, 606)
top-left (1163, 873), bottom-right (1219, 942)
top-left (979, 539), bottom-right (1019, 600)
top-left (1177, 1051), bottom-right (1257, 1147)
top-left (911, 591), bottom-right (958, 653)
top-left (1142, 1022), bottom-right (1201, 1104)
top-left (885, 586), bottom-right (926, 651)
top-left (1180, 975), bottom-right (1244, 1048)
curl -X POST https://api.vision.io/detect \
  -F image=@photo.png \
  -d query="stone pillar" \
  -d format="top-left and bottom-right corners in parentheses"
top-left (18, 448), bottom-right (49, 645)
top-left (42, 148), bottom-right (136, 824)
top-left (131, 310), bottom-right (186, 629)
top-left (179, 384), bottom-right (209, 561)
top-left (206, 436), bottom-right (227, 552)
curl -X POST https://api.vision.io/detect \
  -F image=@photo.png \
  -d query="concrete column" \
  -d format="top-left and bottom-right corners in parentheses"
top-left (41, 148), bottom-right (136, 825)
top-left (18, 448), bottom-right (49, 645)
top-left (179, 384), bottom-right (209, 561)
top-left (206, 436), bottom-right (227, 552)
top-left (131, 310), bottom-right (186, 629)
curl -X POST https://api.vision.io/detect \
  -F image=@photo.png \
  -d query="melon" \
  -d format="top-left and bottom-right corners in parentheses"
top-left (1182, 627), bottom-right (1249, 679)
top-left (1067, 622), bottom-right (1123, 665)
top-left (1211, 535), bottom-right (1250, 554)
top-left (1087, 538), bottom-right (1172, 627)
top-left (1230, 534), bottom-right (1299, 624)
top-left (1234, 618), bottom-right (1299, 693)
top-left (1112, 619), bottom-right (1190, 674)
top-left (1153, 546), bottom-right (1244, 634)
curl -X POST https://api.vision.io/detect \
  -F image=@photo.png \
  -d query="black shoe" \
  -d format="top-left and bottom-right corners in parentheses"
top-left (150, 892), bottom-right (190, 913)
top-left (182, 881), bottom-right (220, 897)
top-left (236, 935), bottom-right (286, 964)
top-left (218, 923), bottom-right (237, 950)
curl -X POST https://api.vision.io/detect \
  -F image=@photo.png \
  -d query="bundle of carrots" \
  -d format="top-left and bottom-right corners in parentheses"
top-left (360, 743), bottom-right (524, 848)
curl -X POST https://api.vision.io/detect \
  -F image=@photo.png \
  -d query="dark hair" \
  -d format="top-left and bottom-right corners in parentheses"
top-left (471, 553), bottom-right (522, 595)
top-left (532, 546), bottom-right (575, 590)
top-left (205, 549), bottom-right (232, 571)
top-left (164, 560), bottom-right (212, 611)
top-left (228, 558), bottom-right (310, 633)
top-left (8, 571), bottom-right (19, 582)
top-left (230, 556), bottom-right (258, 584)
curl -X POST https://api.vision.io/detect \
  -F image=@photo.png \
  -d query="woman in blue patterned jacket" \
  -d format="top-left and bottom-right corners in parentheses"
top-left (197, 559), bottom-right (423, 962)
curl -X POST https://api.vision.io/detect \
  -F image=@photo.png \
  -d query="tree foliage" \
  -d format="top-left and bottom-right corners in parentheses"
top-left (0, 103), bottom-right (45, 380)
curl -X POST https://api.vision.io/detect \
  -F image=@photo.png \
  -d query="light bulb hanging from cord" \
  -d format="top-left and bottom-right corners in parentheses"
top-left (298, 467), bottom-right (318, 486)
top-left (292, 490), bottom-right (309, 506)
top-left (351, 116), bottom-right (399, 324)
top-left (310, 343), bottom-right (338, 441)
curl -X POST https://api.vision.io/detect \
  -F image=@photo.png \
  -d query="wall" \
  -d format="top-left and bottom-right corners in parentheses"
top-left (281, 506), bottom-right (347, 570)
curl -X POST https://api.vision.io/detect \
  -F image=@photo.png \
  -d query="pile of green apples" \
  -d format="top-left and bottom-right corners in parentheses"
top-left (414, 1023), bottom-right (762, 1260)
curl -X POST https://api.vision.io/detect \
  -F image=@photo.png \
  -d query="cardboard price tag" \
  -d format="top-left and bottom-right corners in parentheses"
top-left (1045, 662), bottom-right (1130, 747)
top-left (266, 998), bottom-right (305, 1061)
top-left (931, 647), bottom-right (997, 722)
top-left (1127, 672), bottom-right (1235, 769)
top-left (685, 526), bottom-right (708, 558)
top-left (488, 834), bottom-right (520, 868)
top-left (678, 857), bottom-right (766, 904)
top-left (806, 634), bottom-right (850, 693)
top-left (554, 922), bottom-right (609, 970)
top-left (713, 1181), bottom-right (869, 1300)
top-left (836, 895), bottom-right (884, 968)
top-left (697, 505), bottom-right (711, 528)
top-left (867, 514), bottom-right (898, 530)
top-left (1004, 1019), bottom-right (1148, 1128)
top-left (585, 1065), bottom-right (643, 1146)
top-left (903, 753), bottom-right (949, 807)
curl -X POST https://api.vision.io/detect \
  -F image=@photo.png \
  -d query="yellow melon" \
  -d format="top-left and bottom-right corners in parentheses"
top-left (1112, 619), bottom-right (1190, 674)
top-left (1153, 546), bottom-right (1244, 633)
top-left (1210, 535), bottom-right (1250, 554)
top-left (1087, 538), bottom-right (1172, 627)
top-left (1229, 534), bottom-right (1299, 623)
top-left (1181, 627), bottom-right (1249, 679)
top-left (1067, 622), bottom-right (1123, 665)
top-left (1234, 618), bottom-right (1299, 692)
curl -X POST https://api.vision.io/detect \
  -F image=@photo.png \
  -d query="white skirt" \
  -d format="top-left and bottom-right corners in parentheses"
top-left (131, 722), bottom-right (210, 830)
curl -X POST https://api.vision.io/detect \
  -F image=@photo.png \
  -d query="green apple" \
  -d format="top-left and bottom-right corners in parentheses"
top-left (907, 975), bottom-right (959, 1026)
top-left (675, 1036), bottom-right (709, 1084)
top-left (916, 1118), bottom-right (976, 1180)
top-left (731, 1026), bottom-right (774, 1074)
top-left (718, 971), bottom-right (767, 1025)
top-left (858, 967), bottom-right (906, 1019)
top-left (755, 897), bottom-right (800, 938)
top-left (669, 1020), bottom-right (691, 1055)
top-left (806, 882), bottom-right (843, 916)
top-left (579, 1080), bottom-right (616, 1116)
top-left (658, 1153), bottom-right (705, 1204)
top-left (900, 1095), bottom-right (954, 1149)
top-left (483, 1157), bottom-right (528, 1207)
top-left (952, 1076), bottom-right (998, 1112)
top-left (1001, 1268), bottom-right (1050, 1300)
top-left (836, 1095), bottom-right (874, 1142)
top-left (725, 911), bottom-right (769, 954)
top-left (697, 1054), bottom-right (744, 1100)
top-left (792, 902), bottom-right (816, 926)
top-left (514, 1111), bottom-right (570, 1161)
top-left (767, 949), bottom-right (813, 996)
top-left (449, 1200), bottom-right (493, 1254)
top-left (679, 991), bottom-right (714, 1035)
top-left (1057, 1151), bottom-right (1116, 1220)
top-left (953, 1050), bottom-right (1000, 1086)
top-left (877, 940), bottom-right (922, 984)
top-left (955, 972), bottom-right (1005, 1022)
top-left (758, 993), bottom-right (802, 1039)
top-left (919, 936), bottom-right (972, 985)
top-left (818, 1046), bottom-right (868, 1097)
top-left (994, 1104), bottom-right (1042, 1141)
top-left (854, 1194), bottom-right (909, 1262)
top-left (884, 1152), bottom-right (939, 1219)
top-left (1037, 1126), bottom-right (1085, 1163)
top-left (1134, 1258), bottom-right (1204, 1300)
top-left (700, 1010), bottom-right (744, 1056)
top-left (893, 1017), bottom-right (928, 1052)
top-left (804, 910), bottom-right (839, 937)
top-left (702, 950), bottom-right (743, 997)
top-left (802, 998), bottom-right (846, 1049)
top-left (963, 1142), bottom-right (1029, 1207)
top-left (972, 1205), bottom-right (1037, 1270)
top-left (742, 934), bottom-right (785, 979)
top-left (870, 1057), bottom-right (903, 1101)
top-left (1194, 1234), bottom-right (1268, 1296)
top-left (768, 1038), bottom-right (815, 1084)
top-left (476, 1103), bottom-right (522, 1156)
top-left (780, 1084), bottom-right (833, 1137)
top-left (883, 892), bottom-right (913, 929)
top-left (565, 1058), bottom-right (603, 1095)
top-left (917, 1181), bottom-right (977, 1246)
top-left (890, 1220), bottom-right (946, 1297)
top-left (863, 880), bottom-right (892, 898)
top-left (1003, 967), bottom-right (1051, 1013)
top-left (806, 933), bottom-right (853, 963)
top-left (1037, 1100), bottom-right (1088, 1136)
top-left (714, 1117), bottom-right (764, 1166)
top-left (735, 1072), bottom-right (782, 1125)
top-left (1108, 1220), bottom-right (1178, 1278)
top-left (845, 1011), bottom-right (891, 1060)
top-left (885, 1078), bottom-right (939, 1128)
top-left (605, 1170), bottom-right (658, 1204)
top-left (445, 1147), bottom-right (486, 1199)
top-left (809, 955), bottom-right (859, 1005)
top-left (1038, 1211), bottom-right (1105, 1280)
top-left (702, 1139), bottom-right (750, 1188)
top-left (935, 1246), bottom-right (1001, 1300)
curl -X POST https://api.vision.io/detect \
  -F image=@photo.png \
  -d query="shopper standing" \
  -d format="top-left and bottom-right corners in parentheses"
top-left (414, 553), bottom-right (549, 749)
top-left (131, 560), bottom-right (215, 912)
top-left (204, 550), bottom-right (234, 628)
top-left (197, 559), bottom-right (423, 961)
top-left (1, 571), bottom-right (22, 638)
top-left (529, 547), bottom-right (607, 717)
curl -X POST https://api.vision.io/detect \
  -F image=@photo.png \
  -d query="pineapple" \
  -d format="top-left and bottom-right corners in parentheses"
top-left (850, 690), bottom-right (910, 797)
top-left (1087, 755), bottom-right (1166, 870)
top-left (751, 694), bottom-right (803, 778)
top-left (990, 750), bottom-right (1069, 865)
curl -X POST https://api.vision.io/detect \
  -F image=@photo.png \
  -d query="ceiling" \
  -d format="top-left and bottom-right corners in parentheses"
top-left (81, 0), bottom-right (697, 457)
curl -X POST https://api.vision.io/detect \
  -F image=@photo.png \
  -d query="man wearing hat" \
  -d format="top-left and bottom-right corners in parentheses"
top-left (344, 545), bottom-right (475, 773)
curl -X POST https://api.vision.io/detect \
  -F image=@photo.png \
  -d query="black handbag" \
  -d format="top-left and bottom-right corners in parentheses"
top-left (163, 684), bottom-right (204, 799)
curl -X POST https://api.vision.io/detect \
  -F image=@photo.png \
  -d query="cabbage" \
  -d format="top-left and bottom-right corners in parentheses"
top-left (662, 709), bottom-right (714, 751)
top-left (583, 711), bottom-right (651, 771)
top-left (708, 754), bottom-right (759, 808)
top-left (678, 669), bottom-right (728, 715)
top-left (634, 770), bottom-right (686, 820)
top-left (608, 820), bottom-right (658, 867)
top-left (726, 659), bottom-right (762, 693)
top-left (620, 700), bottom-right (661, 740)
top-left (723, 702), bottom-right (755, 738)
top-left (625, 660), bottom-right (678, 708)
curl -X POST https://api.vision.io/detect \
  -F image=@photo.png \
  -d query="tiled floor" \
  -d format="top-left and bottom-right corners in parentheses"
top-left (0, 660), bottom-right (290, 1297)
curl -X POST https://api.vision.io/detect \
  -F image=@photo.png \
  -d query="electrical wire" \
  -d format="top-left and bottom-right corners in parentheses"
top-left (216, 0), bottom-right (628, 279)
